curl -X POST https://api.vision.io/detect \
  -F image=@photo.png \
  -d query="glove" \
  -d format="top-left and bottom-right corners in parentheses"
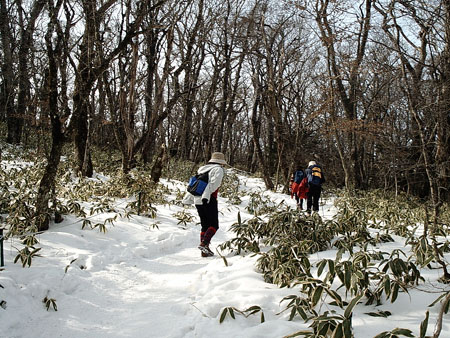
top-left (202, 198), bottom-right (208, 205)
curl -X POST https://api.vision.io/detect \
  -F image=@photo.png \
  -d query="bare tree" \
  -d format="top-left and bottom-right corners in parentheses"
top-left (0, 0), bottom-right (14, 125)
top-left (313, 0), bottom-right (374, 189)
top-left (34, 0), bottom-right (71, 231)
top-left (140, 1), bottom-right (182, 163)
top-left (172, 0), bottom-right (207, 160)
top-left (2, 0), bottom-right (448, 209)
top-left (101, 1), bottom-right (201, 173)
top-left (375, 0), bottom-right (449, 280)
top-left (243, 1), bottom-right (317, 190)
top-left (1, 0), bottom-right (45, 144)
top-left (69, 0), bottom-right (158, 176)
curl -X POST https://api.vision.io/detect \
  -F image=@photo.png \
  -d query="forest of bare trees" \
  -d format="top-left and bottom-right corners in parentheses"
top-left (1, 0), bottom-right (449, 222)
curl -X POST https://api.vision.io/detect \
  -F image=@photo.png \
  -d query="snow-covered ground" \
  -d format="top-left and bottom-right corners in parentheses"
top-left (0, 170), bottom-right (449, 338)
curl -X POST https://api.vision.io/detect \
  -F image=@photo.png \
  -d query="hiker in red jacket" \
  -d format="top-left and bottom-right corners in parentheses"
top-left (290, 167), bottom-right (309, 210)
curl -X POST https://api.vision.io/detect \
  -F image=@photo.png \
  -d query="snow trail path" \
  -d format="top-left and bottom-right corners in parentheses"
top-left (1, 189), bottom-right (305, 338)
top-left (2, 181), bottom-right (444, 338)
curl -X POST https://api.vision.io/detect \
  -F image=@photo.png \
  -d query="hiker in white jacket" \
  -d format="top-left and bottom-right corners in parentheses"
top-left (183, 152), bottom-right (226, 257)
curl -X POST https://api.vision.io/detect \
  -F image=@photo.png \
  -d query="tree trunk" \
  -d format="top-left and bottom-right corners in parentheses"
top-left (35, 121), bottom-right (64, 231)
top-left (35, 12), bottom-right (65, 231)
top-left (0, 0), bottom-right (15, 133)
top-left (150, 144), bottom-right (167, 183)
top-left (72, 96), bottom-right (91, 176)
top-left (438, 0), bottom-right (450, 202)
top-left (71, 0), bottom-right (96, 176)
top-left (251, 94), bottom-right (274, 190)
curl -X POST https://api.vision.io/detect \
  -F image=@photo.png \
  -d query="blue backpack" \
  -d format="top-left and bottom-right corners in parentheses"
top-left (294, 170), bottom-right (304, 184)
top-left (187, 170), bottom-right (210, 196)
top-left (307, 165), bottom-right (323, 186)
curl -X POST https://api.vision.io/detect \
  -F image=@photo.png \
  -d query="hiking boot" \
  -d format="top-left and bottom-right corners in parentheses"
top-left (198, 242), bottom-right (214, 257)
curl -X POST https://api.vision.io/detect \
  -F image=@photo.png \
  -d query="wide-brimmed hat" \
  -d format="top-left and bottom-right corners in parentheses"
top-left (208, 152), bottom-right (227, 165)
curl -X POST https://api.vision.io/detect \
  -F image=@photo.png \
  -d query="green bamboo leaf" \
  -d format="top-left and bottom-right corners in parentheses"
top-left (328, 260), bottom-right (335, 276)
top-left (390, 260), bottom-right (398, 275)
top-left (344, 267), bottom-right (351, 290)
top-left (312, 286), bottom-right (324, 307)
top-left (344, 293), bottom-right (363, 319)
top-left (219, 308), bottom-right (228, 323)
top-left (318, 322), bottom-right (330, 336)
top-left (391, 283), bottom-right (399, 303)
top-left (420, 238), bottom-right (427, 252)
top-left (354, 270), bottom-right (364, 280)
top-left (325, 289), bottom-right (343, 308)
top-left (283, 330), bottom-right (313, 338)
top-left (297, 306), bottom-right (308, 321)
top-left (343, 318), bottom-right (352, 337)
top-left (31, 247), bottom-right (42, 255)
top-left (336, 248), bottom-right (344, 262)
top-left (391, 328), bottom-right (414, 337)
top-left (422, 255), bottom-right (434, 267)
top-left (317, 260), bottom-right (327, 277)
top-left (397, 259), bottom-right (407, 273)
top-left (337, 271), bottom-right (345, 285)
top-left (365, 310), bottom-right (392, 318)
top-left (419, 310), bottom-right (429, 338)
top-left (384, 277), bottom-right (391, 295)
top-left (229, 307), bottom-right (235, 319)
top-left (51, 299), bottom-right (58, 311)
top-left (332, 323), bottom-right (344, 338)
top-left (281, 295), bottom-right (298, 306)
top-left (289, 306), bottom-right (297, 321)
top-left (304, 257), bottom-right (311, 270)
top-left (245, 305), bottom-right (261, 313)
top-left (428, 293), bottom-right (446, 307)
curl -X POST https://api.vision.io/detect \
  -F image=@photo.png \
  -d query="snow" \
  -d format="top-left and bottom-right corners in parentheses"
top-left (0, 169), bottom-right (449, 338)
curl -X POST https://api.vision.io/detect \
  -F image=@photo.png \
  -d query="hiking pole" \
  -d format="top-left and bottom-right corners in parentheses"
top-left (0, 228), bottom-right (4, 267)
top-left (321, 192), bottom-right (324, 217)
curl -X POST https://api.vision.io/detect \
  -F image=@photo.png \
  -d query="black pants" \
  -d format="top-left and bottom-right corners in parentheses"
top-left (195, 197), bottom-right (219, 244)
top-left (294, 193), bottom-right (304, 209)
top-left (307, 184), bottom-right (321, 212)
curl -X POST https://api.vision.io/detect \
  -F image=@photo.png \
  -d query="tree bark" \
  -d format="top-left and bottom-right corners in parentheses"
top-left (251, 92), bottom-right (274, 190)
top-left (14, 0), bottom-right (46, 145)
top-left (0, 0), bottom-right (14, 127)
top-left (35, 5), bottom-right (65, 231)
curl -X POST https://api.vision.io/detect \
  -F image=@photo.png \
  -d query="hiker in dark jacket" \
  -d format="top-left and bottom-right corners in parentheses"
top-left (183, 152), bottom-right (226, 257)
top-left (305, 161), bottom-right (325, 214)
